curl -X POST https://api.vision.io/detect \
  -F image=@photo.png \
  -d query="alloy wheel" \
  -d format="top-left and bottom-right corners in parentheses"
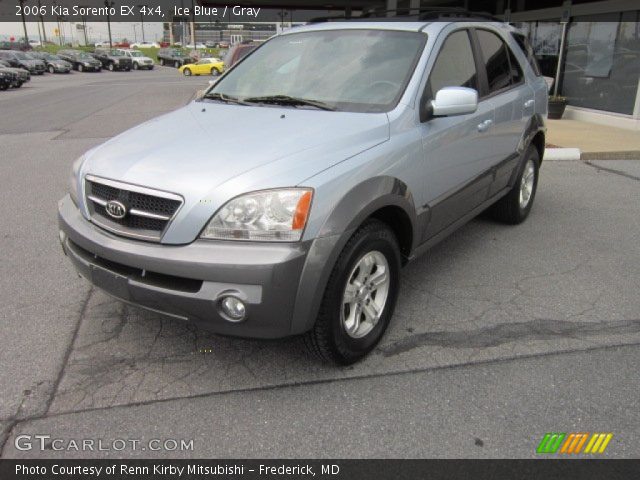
top-left (341, 250), bottom-right (390, 339)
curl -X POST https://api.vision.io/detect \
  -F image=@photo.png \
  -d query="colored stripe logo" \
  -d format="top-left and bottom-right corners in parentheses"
top-left (537, 433), bottom-right (613, 454)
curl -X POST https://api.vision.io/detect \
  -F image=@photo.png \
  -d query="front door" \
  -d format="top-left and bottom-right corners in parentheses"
top-left (419, 28), bottom-right (496, 239)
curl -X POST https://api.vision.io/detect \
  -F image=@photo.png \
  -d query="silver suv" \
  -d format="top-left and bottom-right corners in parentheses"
top-left (59, 19), bottom-right (547, 364)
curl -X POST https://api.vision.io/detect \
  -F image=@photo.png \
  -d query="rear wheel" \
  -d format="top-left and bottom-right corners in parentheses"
top-left (489, 146), bottom-right (540, 224)
top-left (304, 219), bottom-right (401, 364)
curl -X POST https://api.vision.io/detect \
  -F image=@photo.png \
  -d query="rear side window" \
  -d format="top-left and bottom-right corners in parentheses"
top-left (476, 30), bottom-right (513, 94)
top-left (512, 32), bottom-right (542, 76)
top-left (429, 30), bottom-right (478, 96)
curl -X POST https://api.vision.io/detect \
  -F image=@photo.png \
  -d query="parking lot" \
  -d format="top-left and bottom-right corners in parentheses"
top-left (1, 68), bottom-right (639, 458)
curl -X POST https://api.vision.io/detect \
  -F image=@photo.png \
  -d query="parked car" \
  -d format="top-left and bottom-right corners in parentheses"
top-left (0, 60), bottom-right (30, 87)
top-left (94, 41), bottom-right (110, 48)
top-left (184, 43), bottom-right (207, 50)
top-left (28, 52), bottom-right (72, 73)
top-left (117, 49), bottom-right (154, 70)
top-left (59, 20), bottom-right (547, 364)
top-left (222, 43), bottom-right (256, 69)
top-left (93, 48), bottom-right (133, 71)
top-left (0, 50), bottom-right (45, 74)
top-left (157, 48), bottom-right (194, 68)
top-left (179, 57), bottom-right (224, 76)
top-left (0, 41), bottom-right (31, 51)
top-left (57, 50), bottom-right (102, 72)
top-left (0, 69), bottom-right (13, 90)
top-left (130, 41), bottom-right (160, 49)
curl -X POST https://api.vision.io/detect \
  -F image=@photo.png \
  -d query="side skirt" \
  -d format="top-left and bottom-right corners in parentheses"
top-left (408, 185), bottom-right (512, 262)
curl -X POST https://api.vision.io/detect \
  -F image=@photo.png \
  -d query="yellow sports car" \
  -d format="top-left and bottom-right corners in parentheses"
top-left (179, 58), bottom-right (224, 76)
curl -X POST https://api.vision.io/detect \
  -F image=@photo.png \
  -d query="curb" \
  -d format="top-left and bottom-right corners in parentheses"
top-left (580, 151), bottom-right (640, 160)
top-left (543, 148), bottom-right (581, 161)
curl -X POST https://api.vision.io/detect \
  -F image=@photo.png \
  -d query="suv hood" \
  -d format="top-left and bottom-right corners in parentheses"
top-left (80, 101), bottom-right (390, 243)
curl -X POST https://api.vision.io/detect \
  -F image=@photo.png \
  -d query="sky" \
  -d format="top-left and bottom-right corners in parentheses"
top-left (1, 21), bottom-right (164, 43)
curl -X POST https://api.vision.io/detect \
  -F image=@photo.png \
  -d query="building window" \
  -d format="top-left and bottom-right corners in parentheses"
top-left (561, 12), bottom-right (640, 115)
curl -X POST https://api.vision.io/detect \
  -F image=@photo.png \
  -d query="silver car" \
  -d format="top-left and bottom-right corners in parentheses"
top-left (59, 19), bottom-right (547, 364)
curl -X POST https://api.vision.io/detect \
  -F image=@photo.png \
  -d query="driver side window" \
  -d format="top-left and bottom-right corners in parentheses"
top-left (428, 30), bottom-right (478, 97)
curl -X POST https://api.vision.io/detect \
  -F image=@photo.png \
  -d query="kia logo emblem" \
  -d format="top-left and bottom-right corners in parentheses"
top-left (105, 200), bottom-right (127, 219)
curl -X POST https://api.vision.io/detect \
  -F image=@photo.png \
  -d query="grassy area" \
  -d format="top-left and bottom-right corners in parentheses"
top-left (34, 45), bottom-right (222, 64)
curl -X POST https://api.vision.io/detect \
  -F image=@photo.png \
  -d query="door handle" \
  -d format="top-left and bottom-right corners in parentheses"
top-left (524, 99), bottom-right (535, 109)
top-left (477, 119), bottom-right (493, 132)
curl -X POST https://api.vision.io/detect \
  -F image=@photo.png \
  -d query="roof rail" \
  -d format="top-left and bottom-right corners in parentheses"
top-left (308, 7), bottom-right (503, 24)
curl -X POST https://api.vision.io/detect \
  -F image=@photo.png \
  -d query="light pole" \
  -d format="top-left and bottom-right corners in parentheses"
top-left (137, 5), bottom-right (147, 43)
top-left (38, 0), bottom-right (47, 43)
top-left (133, 24), bottom-right (138, 43)
top-left (18, 0), bottom-right (28, 46)
top-left (104, 0), bottom-right (115, 48)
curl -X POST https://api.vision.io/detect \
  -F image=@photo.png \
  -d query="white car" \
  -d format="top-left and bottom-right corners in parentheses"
top-left (184, 43), bottom-right (207, 49)
top-left (117, 49), bottom-right (155, 70)
top-left (94, 41), bottom-right (110, 48)
top-left (130, 42), bottom-right (160, 49)
top-left (28, 40), bottom-right (42, 47)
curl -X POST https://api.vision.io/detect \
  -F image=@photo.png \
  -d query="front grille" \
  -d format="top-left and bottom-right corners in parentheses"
top-left (85, 175), bottom-right (183, 242)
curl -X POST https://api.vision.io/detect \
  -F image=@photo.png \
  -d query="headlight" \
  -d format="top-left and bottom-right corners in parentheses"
top-left (201, 189), bottom-right (313, 242)
top-left (69, 155), bottom-right (85, 206)
top-left (83, 62), bottom-right (91, 67)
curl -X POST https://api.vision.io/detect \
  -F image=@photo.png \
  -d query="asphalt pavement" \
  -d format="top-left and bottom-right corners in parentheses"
top-left (0, 68), bottom-right (639, 458)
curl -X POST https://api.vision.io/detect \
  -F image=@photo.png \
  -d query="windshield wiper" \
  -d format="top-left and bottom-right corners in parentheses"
top-left (200, 92), bottom-right (249, 105)
top-left (243, 95), bottom-right (335, 111)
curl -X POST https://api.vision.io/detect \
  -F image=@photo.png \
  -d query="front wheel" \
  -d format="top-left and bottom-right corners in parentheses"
top-left (48, 65), bottom-right (55, 74)
top-left (489, 146), bottom-right (540, 224)
top-left (77, 64), bottom-right (83, 72)
top-left (108, 63), bottom-right (114, 72)
top-left (133, 62), bottom-right (139, 70)
top-left (211, 67), bottom-right (219, 76)
top-left (304, 219), bottom-right (401, 364)
top-left (183, 68), bottom-right (191, 76)
top-left (174, 61), bottom-right (180, 68)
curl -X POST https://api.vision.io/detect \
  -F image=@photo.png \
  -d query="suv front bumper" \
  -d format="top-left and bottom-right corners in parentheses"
top-left (58, 195), bottom-right (310, 338)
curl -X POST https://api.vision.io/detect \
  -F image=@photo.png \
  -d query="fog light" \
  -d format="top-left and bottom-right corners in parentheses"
top-left (220, 296), bottom-right (246, 322)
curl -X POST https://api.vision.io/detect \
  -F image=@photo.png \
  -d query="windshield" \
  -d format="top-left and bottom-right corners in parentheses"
top-left (78, 53), bottom-right (94, 60)
top-left (208, 29), bottom-right (426, 113)
top-left (129, 51), bottom-right (143, 57)
top-left (109, 49), bottom-right (124, 56)
top-left (46, 54), bottom-right (60, 60)
top-left (14, 52), bottom-right (29, 60)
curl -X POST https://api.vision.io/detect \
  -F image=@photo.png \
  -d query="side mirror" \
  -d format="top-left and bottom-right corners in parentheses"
top-left (429, 87), bottom-right (478, 117)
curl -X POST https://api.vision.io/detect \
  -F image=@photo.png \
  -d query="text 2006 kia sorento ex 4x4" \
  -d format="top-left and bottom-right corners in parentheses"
top-left (59, 20), bottom-right (547, 364)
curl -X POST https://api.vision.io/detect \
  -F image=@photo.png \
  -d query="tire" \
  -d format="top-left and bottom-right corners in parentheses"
top-left (174, 61), bottom-right (180, 68)
top-left (211, 67), bottom-right (219, 76)
top-left (77, 64), bottom-right (83, 72)
top-left (160, 58), bottom-right (165, 66)
top-left (488, 146), bottom-right (540, 224)
top-left (48, 65), bottom-right (55, 74)
top-left (303, 219), bottom-right (401, 365)
top-left (0, 84), bottom-right (7, 91)
top-left (133, 62), bottom-right (139, 70)
top-left (108, 63), bottom-right (114, 72)
top-left (183, 68), bottom-right (191, 76)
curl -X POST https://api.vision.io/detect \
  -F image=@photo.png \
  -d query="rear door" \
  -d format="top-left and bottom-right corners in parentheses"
top-left (472, 28), bottom-right (535, 195)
